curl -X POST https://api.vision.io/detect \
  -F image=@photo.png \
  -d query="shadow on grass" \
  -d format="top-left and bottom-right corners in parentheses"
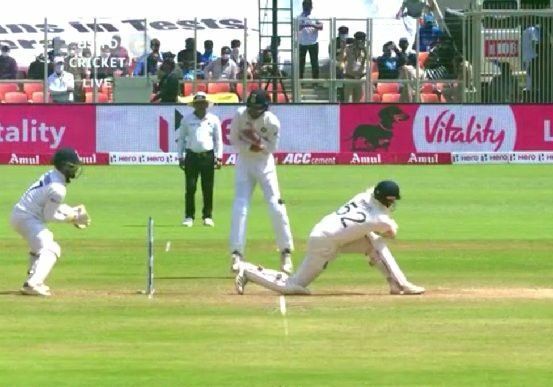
top-left (0, 290), bottom-right (22, 296)
top-left (123, 224), bottom-right (179, 228)
top-left (156, 276), bottom-right (232, 280)
top-left (310, 292), bottom-right (371, 297)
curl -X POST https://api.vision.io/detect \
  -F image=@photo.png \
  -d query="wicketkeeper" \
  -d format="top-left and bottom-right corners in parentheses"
top-left (234, 180), bottom-right (425, 296)
top-left (10, 148), bottom-right (91, 296)
top-left (229, 89), bottom-right (294, 274)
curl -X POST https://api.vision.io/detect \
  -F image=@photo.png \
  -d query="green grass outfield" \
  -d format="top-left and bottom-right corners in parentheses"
top-left (1, 165), bottom-right (553, 386)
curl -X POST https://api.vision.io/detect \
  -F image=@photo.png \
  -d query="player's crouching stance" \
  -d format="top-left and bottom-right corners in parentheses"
top-left (10, 148), bottom-right (91, 297)
top-left (234, 180), bottom-right (424, 296)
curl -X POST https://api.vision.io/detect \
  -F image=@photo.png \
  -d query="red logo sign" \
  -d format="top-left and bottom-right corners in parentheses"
top-left (485, 40), bottom-right (518, 57)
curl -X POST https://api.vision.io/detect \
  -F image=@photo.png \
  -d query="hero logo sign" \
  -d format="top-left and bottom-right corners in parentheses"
top-left (413, 106), bottom-right (516, 152)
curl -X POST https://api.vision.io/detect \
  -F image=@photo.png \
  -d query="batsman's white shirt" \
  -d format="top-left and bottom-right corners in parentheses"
top-left (290, 189), bottom-right (397, 286)
top-left (14, 169), bottom-right (67, 222)
top-left (310, 190), bottom-right (398, 245)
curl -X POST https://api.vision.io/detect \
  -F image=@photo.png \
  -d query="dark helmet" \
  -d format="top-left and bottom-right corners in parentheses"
top-left (246, 89), bottom-right (269, 118)
top-left (52, 147), bottom-right (81, 183)
top-left (247, 89), bottom-right (270, 109)
top-left (374, 180), bottom-right (401, 207)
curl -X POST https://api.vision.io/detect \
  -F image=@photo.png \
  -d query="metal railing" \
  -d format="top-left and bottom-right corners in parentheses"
top-left (1, 9), bottom-right (552, 104)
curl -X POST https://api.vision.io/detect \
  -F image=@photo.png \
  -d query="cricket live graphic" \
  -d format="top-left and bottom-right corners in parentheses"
top-left (349, 105), bottom-right (410, 151)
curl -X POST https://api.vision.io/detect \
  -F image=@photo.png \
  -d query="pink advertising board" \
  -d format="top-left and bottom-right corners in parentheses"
top-left (340, 104), bottom-right (553, 153)
top-left (0, 105), bottom-right (96, 155)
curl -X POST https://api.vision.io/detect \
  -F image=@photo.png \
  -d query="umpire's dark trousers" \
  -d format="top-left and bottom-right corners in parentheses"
top-left (184, 149), bottom-right (215, 220)
top-left (299, 42), bottom-right (319, 79)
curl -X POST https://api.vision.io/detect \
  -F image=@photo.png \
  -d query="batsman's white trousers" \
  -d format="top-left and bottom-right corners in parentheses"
top-left (230, 153), bottom-right (293, 253)
top-left (243, 233), bottom-right (410, 294)
top-left (290, 233), bottom-right (409, 288)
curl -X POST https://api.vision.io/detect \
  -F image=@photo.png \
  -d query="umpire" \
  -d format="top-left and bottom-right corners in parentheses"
top-left (178, 92), bottom-right (223, 227)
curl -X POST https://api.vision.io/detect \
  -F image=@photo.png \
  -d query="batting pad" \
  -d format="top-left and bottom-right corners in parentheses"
top-left (27, 249), bottom-right (57, 287)
top-left (242, 262), bottom-right (310, 295)
top-left (367, 232), bottom-right (409, 287)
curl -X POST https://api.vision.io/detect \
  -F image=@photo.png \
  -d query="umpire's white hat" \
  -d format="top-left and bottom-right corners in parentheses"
top-left (189, 91), bottom-right (213, 107)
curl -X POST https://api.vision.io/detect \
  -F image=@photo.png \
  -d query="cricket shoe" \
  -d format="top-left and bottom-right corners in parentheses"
top-left (20, 282), bottom-right (51, 297)
top-left (203, 218), bottom-right (215, 227)
top-left (182, 217), bottom-right (193, 227)
top-left (388, 279), bottom-right (425, 295)
top-left (230, 250), bottom-right (243, 273)
top-left (234, 265), bottom-right (248, 295)
top-left (280, 248), bottom-right (293, 275)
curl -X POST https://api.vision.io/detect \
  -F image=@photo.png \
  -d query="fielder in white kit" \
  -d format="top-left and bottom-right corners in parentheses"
top-left (10, 148), bottom-right (91, 296)
top-left (229, 90), bottom-right (294, 274)
top-left (234, 180), bottom-right (425, 295)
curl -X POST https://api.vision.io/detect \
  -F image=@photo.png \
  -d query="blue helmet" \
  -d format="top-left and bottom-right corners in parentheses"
top-left (374, 180), bottom-right (401, 207)
top-left (246, 89), bottom-right (269, 118)
top-left (247, 89), bottom-right (270, 109)
top-left (52, 147), bottom-right (81, 183)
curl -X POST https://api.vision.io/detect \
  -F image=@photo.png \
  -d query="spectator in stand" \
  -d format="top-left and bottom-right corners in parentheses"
top-left (201, 40), bottom-right (216, 68)
top-left (399, 36), bottom-right (465, 102)
top-left (151, 54), bottom-right (180, 103)
top-left (0, 46), bottom-right (18, 79)
top-left (48, 57), bottom-right (74, 103)
top-left (28, 53), bottom-right (48, 80)
top-left (64, 43), bottom-right (86, 102)
top-left (483, 61), bottom-right (519, 103)
top-left (423, 37), bottom-right (456, 80)
top-left (521, 22), bottom-right (539, 92)
top-left (331, 25), bottom-right (349, 101)
top-left (178, 38), bottom-right (203, 80)
top-left (397, 37), bottom-right (420, 102)
top-left (110, 35), bottom-right (129, 76)
top-left (255, 49), bottom-right (274, 79)
top-left (204, 46), bottom-right (238, 81)
top-left (398, 37), bottom-right (417, 67)
top-left (231, 39), bottom-right (253, 79)
top-left (48, 37), bottom-right (65, 58)
top-left (396, 0), bottom-right (429, 19)
top-left (342, 31), bottom-right (367, 103)
top-left (80, 48), bottom-right (93, 80)
top-left (528, 27), bottom-right (553, 102)
top-left (133, 38), bottom-right (163, 76)
top-left (96, 46), bottom-right (113, 80)
top-left (64, 43), bottom-right (81, 78)
top-left (376, 41), bottom-right (400, 80)
top-left (230, 39), bottom-right (243, 65)
top-left (418, 12), bottom-right (442, 52)
top-left (298, 0), bottom-right (323, 80)
top-left (333, 25), bottom-right (349, 73)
